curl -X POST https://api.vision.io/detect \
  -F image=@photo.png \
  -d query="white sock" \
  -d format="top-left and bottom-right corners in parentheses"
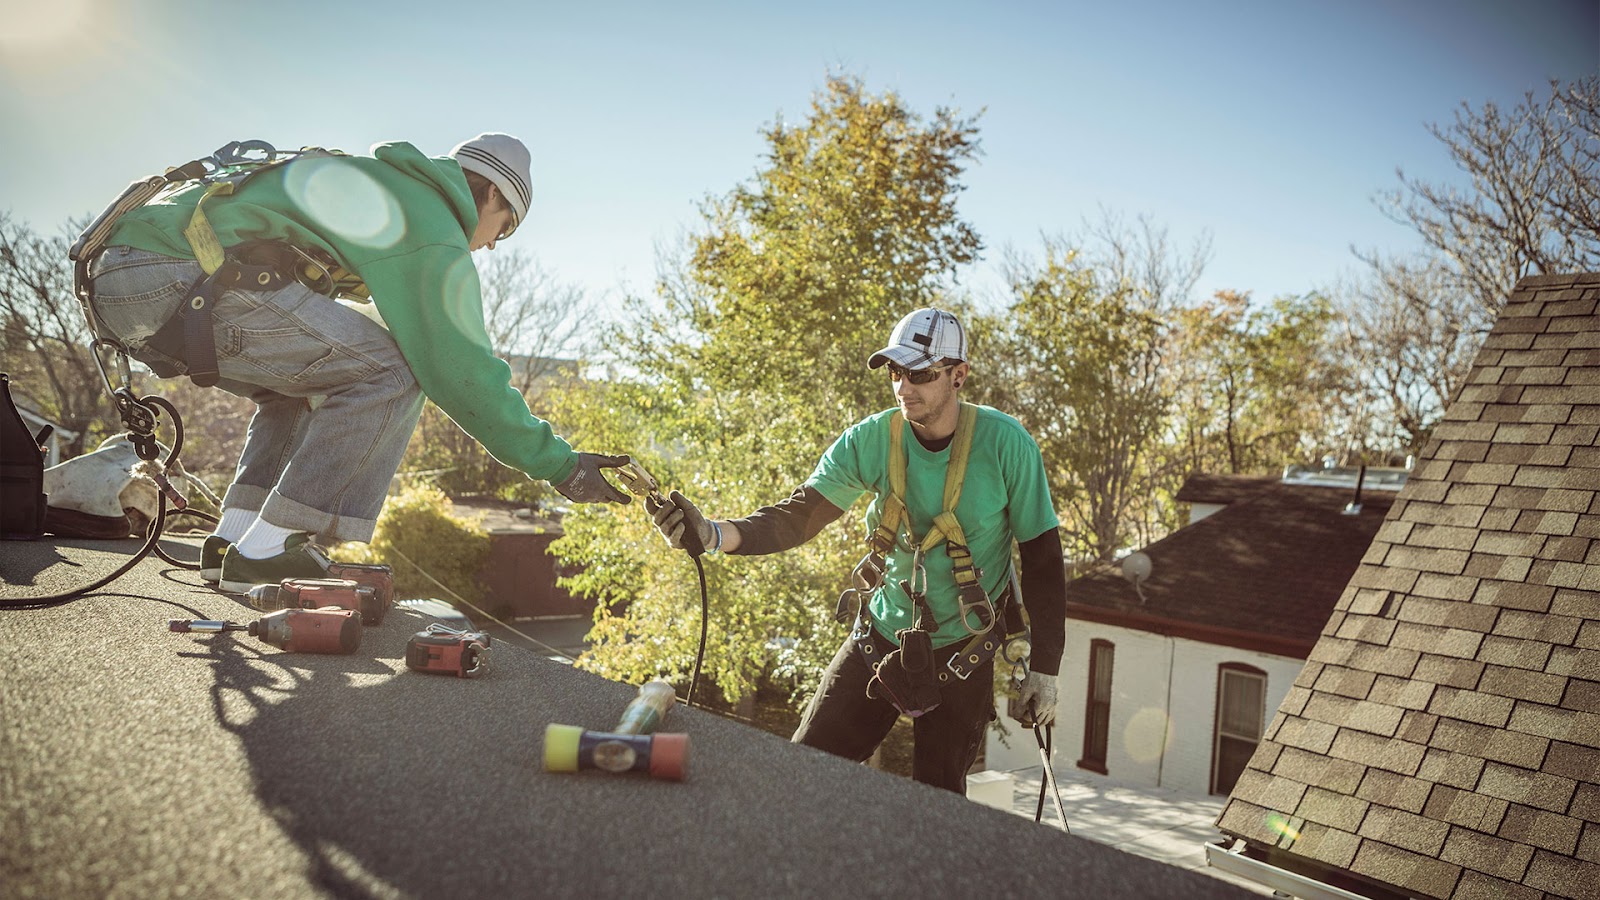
top-left (235, 519), bottom-right (300, 560)
top-left (212, 507), bottom-right (259, 544)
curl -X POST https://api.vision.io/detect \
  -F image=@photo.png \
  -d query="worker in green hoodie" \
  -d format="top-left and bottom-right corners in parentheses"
top-left (84, 133), bottom-right (631, 592)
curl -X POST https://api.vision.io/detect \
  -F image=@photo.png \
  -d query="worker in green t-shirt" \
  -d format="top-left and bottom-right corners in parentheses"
top-left (648, 308), bottom-right (1067, 793)
top-left (84, 133), bottom-right (631, 592)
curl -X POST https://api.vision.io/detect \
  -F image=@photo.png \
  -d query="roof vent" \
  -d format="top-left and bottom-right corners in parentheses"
top-left (1342, 465), bottom-right (1366, 516)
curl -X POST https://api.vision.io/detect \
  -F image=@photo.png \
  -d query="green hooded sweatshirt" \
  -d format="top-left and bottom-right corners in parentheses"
top-left (103, 141), bottom-right (578, 485)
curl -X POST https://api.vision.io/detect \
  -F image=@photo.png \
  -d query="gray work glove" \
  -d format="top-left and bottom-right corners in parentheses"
top-left (1008, 672), bottom-right (1058, 728)
top-left (553, 453), bottom-right (633, 504)
top-left (644, 489), bottom-right (716, 553)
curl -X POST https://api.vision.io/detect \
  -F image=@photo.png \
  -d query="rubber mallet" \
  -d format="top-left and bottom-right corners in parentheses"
top-left (544, 679), bottom-right (689, 780)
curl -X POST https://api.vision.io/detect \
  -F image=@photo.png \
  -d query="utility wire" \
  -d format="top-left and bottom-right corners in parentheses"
top-left (384, 544), bottom-right (580, 662)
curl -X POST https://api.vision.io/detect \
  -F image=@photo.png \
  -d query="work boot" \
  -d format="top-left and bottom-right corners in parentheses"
top-left (200, 535), bottom-right (231, 583)
top-left (218, 534), bottom-right (325, 593)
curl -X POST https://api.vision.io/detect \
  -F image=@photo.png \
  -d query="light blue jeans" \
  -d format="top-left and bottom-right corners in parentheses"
top-left (87, 246), bottom-right (424, 542)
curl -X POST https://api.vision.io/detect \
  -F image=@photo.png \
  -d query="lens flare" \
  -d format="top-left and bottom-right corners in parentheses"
top-left (0, 0), bottom-right (90, 50)
top-left (284, 158), bottom-right (405, 251)
top-left (439, 256), bottom-right (488, 337)
top-left (1122, 707), bottom-right (1175, 763)
top-left (1267, 813), bottom-right (1301, 843)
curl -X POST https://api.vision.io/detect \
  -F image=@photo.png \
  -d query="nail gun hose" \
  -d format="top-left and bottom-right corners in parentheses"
top-left (0, 394), bottom-right (206, 609)
top-left (687, 553), bottom-right (709, 707)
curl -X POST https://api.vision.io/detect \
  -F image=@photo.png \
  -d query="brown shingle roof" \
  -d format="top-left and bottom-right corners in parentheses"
top-left (1068, 480), bottom-right (1394, 657)
top-left (1173, 472), bottom-right (1280, 505)
top-left (1216, 273), bottom-right (1600, 899)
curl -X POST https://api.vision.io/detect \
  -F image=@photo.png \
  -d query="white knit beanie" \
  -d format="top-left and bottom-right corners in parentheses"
top-left (449, 132), bottom-right (532, 236)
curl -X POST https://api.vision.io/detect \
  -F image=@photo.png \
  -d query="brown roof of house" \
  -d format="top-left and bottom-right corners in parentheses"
top-left (1215, 273), bottom-right (1600, 900)
top-left (1173, 472), bottom-right (1280, 505)
top-left (1067, 480), bottom-right (1394, 658)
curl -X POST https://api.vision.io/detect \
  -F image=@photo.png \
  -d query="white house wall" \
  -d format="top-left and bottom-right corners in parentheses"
top-left (986, 620), bottom-right (1306, 795)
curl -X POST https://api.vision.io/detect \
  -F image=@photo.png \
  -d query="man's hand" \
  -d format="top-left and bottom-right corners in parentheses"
top-left (1008, 672), bottom-right (1058, 728)
top-left (553, 453), bottom-right (633, 504)
top-left (644, 489), bottom-right (716, 553)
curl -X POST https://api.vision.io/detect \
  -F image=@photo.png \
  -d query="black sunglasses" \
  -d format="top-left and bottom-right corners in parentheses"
top-left (887, 363), bottom-right (953, 385)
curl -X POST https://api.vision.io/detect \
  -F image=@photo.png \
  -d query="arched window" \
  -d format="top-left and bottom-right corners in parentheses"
top-left (1077, 639), bottom-right (1114, 774)
top-left (1212, 662), bottom-right (1267, 795)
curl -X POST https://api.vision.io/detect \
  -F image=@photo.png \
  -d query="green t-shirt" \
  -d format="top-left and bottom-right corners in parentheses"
top-left (102, 141), bottom-right (577, 484)
top-left (805, 405), bottom-right (1059, 649)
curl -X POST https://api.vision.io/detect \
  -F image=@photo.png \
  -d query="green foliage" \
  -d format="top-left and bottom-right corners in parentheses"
top-left (1167, 290), bottom-right (1348, 475)
top-left (1, 213), bottom-right (116, 456)
top-left (401, 400), bottom-right (561, 506)
top-left (392, 249), bottom-right (587, 508)
top-left (547, 74), bottom-right (983, 701)
top-left (342, 483), bottom-right (491, 606)
top-left (972, 242), bottom-right (1171, 563)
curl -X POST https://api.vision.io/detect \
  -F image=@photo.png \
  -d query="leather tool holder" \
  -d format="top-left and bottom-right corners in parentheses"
top-left (0, 373), bottom-right (48, 540)
top-left (865, 580), bottom-right (943, 717)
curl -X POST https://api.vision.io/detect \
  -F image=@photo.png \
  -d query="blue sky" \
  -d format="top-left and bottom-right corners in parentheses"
top-left (2, 0), bottom-right (1595, 316)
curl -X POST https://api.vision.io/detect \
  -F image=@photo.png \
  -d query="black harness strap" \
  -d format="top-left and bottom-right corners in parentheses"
top-left (145, 253), bottom-right (293, 387)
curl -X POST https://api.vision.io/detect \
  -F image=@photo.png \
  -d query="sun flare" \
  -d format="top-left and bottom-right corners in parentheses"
top-left (0, 0), bottom-right (92, 50)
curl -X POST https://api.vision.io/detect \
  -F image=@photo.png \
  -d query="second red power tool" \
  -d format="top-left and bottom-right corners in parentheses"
top-left (169, 607), bottom-right (362, 654)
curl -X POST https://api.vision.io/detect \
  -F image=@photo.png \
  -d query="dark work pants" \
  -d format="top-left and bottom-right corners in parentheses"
top-left (792, 631), bottom-right (995, 794)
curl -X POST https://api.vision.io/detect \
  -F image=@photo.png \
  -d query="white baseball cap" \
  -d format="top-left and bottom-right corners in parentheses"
top-left (449, 132), bottom-right (532, 236)
top-left (867, 308), bottom-right (967, 370)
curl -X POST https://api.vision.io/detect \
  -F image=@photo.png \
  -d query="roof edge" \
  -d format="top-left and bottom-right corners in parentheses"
top-left (1065, 602), bottom-right (1316, 658)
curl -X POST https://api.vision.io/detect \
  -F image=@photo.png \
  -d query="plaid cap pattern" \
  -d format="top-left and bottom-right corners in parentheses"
top-left (867, 308), bottom-right (967, 370)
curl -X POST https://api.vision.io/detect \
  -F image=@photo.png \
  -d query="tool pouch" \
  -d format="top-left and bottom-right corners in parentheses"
top-left (867, 627), bottom-right (941, 718)
top-left (0, 373), bottom-right (47, 540)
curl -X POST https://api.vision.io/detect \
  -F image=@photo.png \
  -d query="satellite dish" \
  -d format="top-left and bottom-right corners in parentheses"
top-left (1121, 552), bottom-right (1152, 605)
top-left (1121, 551), bottom-right (1152, 585)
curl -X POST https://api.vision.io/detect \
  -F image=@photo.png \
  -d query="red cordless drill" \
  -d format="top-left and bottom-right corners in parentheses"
top-left (405, 623), bottom-right (491, 677)
top-left (169, 607), bottom-right (362, 654)
top-left (247, 577), bottom-right (385, 625)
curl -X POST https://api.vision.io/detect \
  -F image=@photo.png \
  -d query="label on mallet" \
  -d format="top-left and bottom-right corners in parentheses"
top-left (582, 732), bottom-right (652, 773)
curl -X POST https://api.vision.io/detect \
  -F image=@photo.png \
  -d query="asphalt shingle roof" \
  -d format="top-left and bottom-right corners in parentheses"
top-left (1, 534), bottom-right (1253, 898)
top-left (1215, 273), bottom-right (1600, 900)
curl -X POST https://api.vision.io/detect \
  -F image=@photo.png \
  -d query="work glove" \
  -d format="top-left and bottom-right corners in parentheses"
top-left (553, 453), bottom-right (633, 504)
top-left (644, 490), bottom-right (716, 554)
top-left (1008, 671), bottom-right (1058, 728)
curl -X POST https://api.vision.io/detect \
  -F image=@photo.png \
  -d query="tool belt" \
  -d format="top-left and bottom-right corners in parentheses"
top-left (852, 577), bottom-right (1025, 717)
top-left (139, 245), bottom-right (294, 386)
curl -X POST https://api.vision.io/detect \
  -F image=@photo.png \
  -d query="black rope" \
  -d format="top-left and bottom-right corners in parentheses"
top-left (686, 553), bottom-right (709, 707)
top-left (0, 497), bottom-right (173, 609)
top-left (0, 394), bottom-right (201, 608)
top-left (153, 509), bottom-right (219, 567)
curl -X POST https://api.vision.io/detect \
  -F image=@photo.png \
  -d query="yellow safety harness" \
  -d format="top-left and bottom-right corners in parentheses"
top-left (870, 402), bottom-right (994, 634)
top-left (838, 402), bottom-right (1031, 705)
top-left (70, 140), bottom-right (372, 390)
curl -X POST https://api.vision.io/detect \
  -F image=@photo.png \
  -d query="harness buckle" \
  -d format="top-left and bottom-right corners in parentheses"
top-left (850, 552), bottom-right (886, 593)
top-left (834, 588), bottom-right (861, 625)
top-left (955, 581), bottom-right (995, 635)
top-left (1003, 636), bottom-right (1033, 683)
